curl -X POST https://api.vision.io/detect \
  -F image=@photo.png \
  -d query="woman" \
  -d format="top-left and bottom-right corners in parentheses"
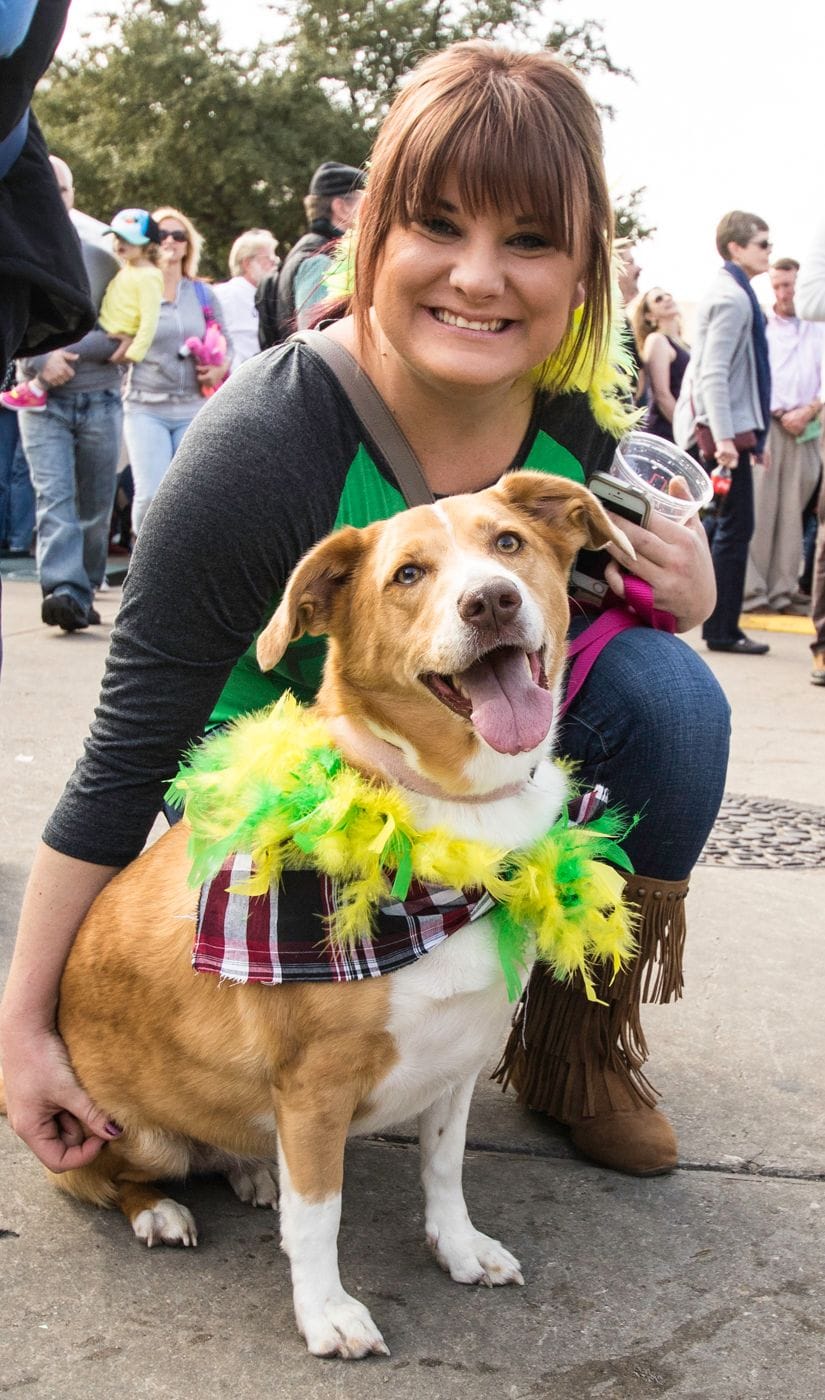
top-left (0, 43), bottom-right (728, 1181)
top-left (632, 288), bottom-right (690, 442)
top-left (122, 206), bottom-right (230, 533)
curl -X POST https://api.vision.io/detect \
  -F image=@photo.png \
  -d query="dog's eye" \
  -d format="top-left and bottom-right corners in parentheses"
top-left (496, 532), bottom-right (522, 554)
top-left (393, 563), bottom-right (424, 585)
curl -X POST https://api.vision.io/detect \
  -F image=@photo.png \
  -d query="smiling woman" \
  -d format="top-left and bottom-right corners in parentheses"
top-left (1, 42), bottom-right (730, 1209)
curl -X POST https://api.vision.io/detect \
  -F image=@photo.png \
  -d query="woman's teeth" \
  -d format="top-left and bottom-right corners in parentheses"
top-left (432, 309), bottom-right (507, 332)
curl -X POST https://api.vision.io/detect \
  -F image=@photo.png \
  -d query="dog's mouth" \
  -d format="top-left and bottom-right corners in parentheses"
top-left (421, 646), bottom-right (552, 755)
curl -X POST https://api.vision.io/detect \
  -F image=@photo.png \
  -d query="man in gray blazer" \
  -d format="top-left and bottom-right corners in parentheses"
top-left (689, 210), bottom-right (773, 655)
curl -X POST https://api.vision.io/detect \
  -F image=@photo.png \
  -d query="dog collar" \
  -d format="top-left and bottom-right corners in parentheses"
top-left (325, 716), bottom-right (529, 805)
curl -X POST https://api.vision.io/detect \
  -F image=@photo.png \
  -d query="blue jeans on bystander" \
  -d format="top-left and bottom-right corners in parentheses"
top-left (19, 389), bottom-right (122, 610)
top-left (0, 406), bottom-right (35, 551)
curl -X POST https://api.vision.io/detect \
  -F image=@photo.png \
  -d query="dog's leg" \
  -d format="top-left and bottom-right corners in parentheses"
top-left (419, 1074), bottom-right (524, 1286)
top-left (226, 1160), bottom-right (279, 1209)
top-left (117, 1181), bottom-right (198, 1247)
top-left (275, 1096), bottom-right (389, 1359)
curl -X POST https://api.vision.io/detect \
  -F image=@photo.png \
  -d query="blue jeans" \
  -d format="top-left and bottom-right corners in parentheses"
top-left (702, 450), bottom-right (755, 644)
top-left (558, 621), bottom-right (731, 880)
top-left (123, 403), bottom-right (199, 534)
top-left (19, 390), bottom-right (122, 608)
top-left (0, 407), bottom-right (35, 550)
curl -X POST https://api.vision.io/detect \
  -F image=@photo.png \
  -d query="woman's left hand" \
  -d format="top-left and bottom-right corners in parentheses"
top-left (602, 481), bottom-right (716, 633)
top-left (196, 360), bottom-right (229, 390)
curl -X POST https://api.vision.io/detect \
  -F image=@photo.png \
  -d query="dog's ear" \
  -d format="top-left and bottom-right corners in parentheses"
top-left (257, 526), bottom-right (366, 672)
top-left (494, 470), bottom-right (636, 559)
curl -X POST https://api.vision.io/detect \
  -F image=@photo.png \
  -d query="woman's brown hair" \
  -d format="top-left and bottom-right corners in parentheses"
top-left (352, 41), bottom-right (613, 389)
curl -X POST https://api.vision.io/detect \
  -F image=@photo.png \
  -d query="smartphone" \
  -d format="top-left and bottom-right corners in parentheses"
top-left (570, 472), bottom-right (651, 602)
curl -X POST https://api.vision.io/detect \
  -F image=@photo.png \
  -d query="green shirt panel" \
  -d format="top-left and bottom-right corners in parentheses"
top-left (209, 447), bottom-right (406, 724)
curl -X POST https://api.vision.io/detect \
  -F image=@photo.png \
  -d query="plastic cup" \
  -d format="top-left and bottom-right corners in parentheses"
top-left (610, 431), bottom-right (713, 521)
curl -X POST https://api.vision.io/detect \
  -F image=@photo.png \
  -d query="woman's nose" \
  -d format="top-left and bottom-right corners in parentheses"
top-left (448, 238), bottom-right (505, 300)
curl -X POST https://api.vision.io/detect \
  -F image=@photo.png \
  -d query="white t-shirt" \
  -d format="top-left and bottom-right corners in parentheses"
top-left (213, 276), bottom-right (260, 367)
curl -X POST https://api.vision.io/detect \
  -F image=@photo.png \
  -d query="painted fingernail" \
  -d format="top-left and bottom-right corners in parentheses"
top-left (104, 1120), bottom-right (123, 1137)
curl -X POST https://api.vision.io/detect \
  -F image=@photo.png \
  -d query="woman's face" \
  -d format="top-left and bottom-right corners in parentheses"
top-left (370, 176), bottom-right (584, 398)
top-left (158, 218), bottom-right (188, 269)
top-left (646, 288), bottom-right (677, 323)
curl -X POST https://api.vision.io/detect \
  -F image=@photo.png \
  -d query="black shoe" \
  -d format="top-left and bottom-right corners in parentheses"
top-left (706, 636), bottom-right (769, 655)
top-left (41, 593), bottom-right (90, 632)
top-left (87, 605), bottom-right (101, 625)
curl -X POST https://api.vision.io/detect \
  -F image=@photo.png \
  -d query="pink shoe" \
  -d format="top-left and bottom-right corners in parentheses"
top-left (1, 382), bottom-right (48, 412)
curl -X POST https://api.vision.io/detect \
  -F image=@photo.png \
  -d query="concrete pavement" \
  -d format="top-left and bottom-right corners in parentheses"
top-left (1, 575), bottom-right (823, 1399)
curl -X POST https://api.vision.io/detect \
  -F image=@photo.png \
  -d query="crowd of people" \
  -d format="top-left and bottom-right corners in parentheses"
top-left (3, 164), bottom-right (823, 686)
top-left (0, 153), bottom-right (365, 631)
top-left (617, 216), bottom-right (825, 685)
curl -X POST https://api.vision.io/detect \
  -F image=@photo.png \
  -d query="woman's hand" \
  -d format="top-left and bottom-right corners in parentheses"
top-left (0, 1022), bottom-right (120, 1172)
top-left (196, 360), bottom-right (228, 390)
top-left (603, 479), bottom-right (716, 633)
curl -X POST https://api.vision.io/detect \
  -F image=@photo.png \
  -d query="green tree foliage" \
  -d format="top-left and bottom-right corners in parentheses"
top-left (36, 0), bottom-right (649, 276)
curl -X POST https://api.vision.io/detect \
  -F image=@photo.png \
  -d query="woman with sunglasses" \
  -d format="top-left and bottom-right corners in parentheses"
top-left (631, 288), bottom-right (690, 443)
top-left (121, 206), bottom-right (231, 534)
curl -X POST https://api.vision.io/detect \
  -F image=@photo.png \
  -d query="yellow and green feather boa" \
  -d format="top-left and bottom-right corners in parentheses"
top-left (168, 695), bottom-right (639, 1001)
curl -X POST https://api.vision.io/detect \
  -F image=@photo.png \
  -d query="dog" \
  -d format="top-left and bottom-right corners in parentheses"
top-left (3, 470), bottom-right (632, 1359)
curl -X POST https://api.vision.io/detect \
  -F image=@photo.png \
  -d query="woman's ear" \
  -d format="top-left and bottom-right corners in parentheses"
top-left (572, 280), bottom-right (585, 311)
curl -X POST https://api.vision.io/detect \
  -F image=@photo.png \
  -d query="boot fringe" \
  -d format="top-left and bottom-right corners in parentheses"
top-left (492, 874), bottom-right (689, 1120)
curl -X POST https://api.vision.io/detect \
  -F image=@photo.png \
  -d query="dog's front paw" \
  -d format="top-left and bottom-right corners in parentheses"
top-left (427, 1227), bottom-right (524, 1286)
top-left (132, 1198), bottom-right (198, 1248)
top-left (226, 1161), bottom-right (279, 1208)
top-left (297, 1293), bottom-right (390, 1360)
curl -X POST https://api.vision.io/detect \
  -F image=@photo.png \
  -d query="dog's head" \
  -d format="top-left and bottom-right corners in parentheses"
top-left (257, 471), bottom-right (632, 780)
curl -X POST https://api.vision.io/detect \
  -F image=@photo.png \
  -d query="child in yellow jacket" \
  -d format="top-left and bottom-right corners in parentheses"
top-left (2, 209), bottom-right (164, 413)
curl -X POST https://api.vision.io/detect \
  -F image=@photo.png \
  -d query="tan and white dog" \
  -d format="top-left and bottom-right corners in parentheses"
top-left (6, 471), bottom-right (631, 1359)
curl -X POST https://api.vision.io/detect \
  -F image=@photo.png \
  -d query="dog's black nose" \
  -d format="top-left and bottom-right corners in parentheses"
top-left (458, 577), bottom-right (522, 630)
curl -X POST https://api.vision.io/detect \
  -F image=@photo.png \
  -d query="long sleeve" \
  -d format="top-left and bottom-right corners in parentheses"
top-left (696, 295), bottom-right (748, 444)
top-left (125, 266), bottom-right (164, 362)
top-left (797, 221), bottom-right (825, 322)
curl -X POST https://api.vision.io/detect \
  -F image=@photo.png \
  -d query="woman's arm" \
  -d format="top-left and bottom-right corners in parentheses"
top-left (644, 333), bottom-right (677, 423)
top-left (796, 221), bottom-right (825, 322)
top-left (0, 845), bottom-right (122, 1170)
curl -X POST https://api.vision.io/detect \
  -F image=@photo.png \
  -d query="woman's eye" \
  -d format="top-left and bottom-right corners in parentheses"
top-left (394, 563), bottom-right (424, 585)
top-left (496, 532), bottom-right (522, 554)
top-left (509, 232), bottom-right (551, 251)
top-left (419, 216), bottom-right (457, 238)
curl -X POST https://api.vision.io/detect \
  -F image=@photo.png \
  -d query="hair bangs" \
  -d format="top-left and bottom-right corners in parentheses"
top-left (390, 85), bottom-right (585, 265)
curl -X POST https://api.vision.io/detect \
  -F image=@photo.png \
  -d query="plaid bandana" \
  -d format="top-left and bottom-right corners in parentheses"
top-left (193, 786), bottom-right (609, 985)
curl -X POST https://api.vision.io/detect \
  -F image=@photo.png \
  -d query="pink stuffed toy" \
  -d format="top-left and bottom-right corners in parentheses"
top-left (184, 323), bottom-right (228, 397)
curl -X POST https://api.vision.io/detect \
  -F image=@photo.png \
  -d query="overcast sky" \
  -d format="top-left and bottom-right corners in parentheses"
top-left (58, 0), bottom-right (818, 308)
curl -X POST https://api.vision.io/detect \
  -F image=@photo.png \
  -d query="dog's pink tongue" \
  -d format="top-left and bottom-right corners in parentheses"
top-left (458, 649), bottom-right (553, 754)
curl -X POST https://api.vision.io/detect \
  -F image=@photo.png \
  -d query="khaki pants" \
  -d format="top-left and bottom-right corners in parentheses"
top-left (745, 419), bottom-right (822, 610)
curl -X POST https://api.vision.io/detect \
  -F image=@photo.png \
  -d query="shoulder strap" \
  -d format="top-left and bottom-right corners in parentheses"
top-left (293, 329), bottom-right (434, 508)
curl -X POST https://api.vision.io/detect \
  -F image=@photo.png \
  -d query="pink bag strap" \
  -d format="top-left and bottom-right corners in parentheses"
top-left (561, 578), bottom-right (676, 718)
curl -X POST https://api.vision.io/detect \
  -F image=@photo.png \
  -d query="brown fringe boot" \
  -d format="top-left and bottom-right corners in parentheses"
top-left (493, 873), bottom-right (689, 1176)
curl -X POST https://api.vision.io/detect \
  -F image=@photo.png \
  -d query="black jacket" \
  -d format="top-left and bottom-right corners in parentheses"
top-left (255, 219), bottom-right (338, 349)
top-left (0, 0), bottom-right (95, 377)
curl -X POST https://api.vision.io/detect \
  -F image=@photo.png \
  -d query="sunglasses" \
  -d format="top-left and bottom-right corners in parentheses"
top-left (750, 238), bottom-right (772, 250)
top-left (159, 229), bottom-right (187, 243)
top-left (650, 292), bottom-right (668, 303)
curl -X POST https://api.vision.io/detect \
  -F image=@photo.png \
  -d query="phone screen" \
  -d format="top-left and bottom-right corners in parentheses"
top-left (570, 484), bottom-right (649, 600)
